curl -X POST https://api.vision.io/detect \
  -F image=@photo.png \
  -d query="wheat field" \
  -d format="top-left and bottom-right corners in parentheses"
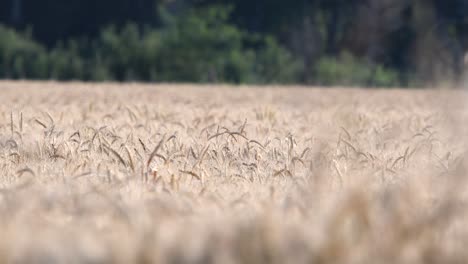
top-left (0, 81), bottom-right (468, 263)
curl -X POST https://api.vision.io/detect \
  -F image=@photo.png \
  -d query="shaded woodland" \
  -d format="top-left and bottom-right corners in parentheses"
top-left (1, 0), bottom-right (468, 86)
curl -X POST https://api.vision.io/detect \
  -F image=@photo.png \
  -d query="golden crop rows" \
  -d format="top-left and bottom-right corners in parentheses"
top-left (0, 81), bottom-right (466, 263)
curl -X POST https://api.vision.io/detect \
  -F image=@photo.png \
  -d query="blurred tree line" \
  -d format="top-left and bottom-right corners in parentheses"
top-left (1, 0), bottom-right (468, 87)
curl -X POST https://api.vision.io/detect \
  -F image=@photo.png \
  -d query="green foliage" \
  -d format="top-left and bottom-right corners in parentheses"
top-left (250, 36), bottom-right (303, 84)
top-left (93, 23), bottom-right (156, 81)
top-left (0, 25), bottom-right (48, 79)
top-left (314, 52), bottom-right (400, 87)
top-left (48, 40), bottom-right (86, 80)
top-left (152, 6), bottom-right (301, 83)
top-left (0, 6), bottom-right (400, 86)
top-left (2, 0), bottom-right (467, 87)
top-left (154, 6), bottom-right (246, 82)
top-left (48, 5), bottom-right (300, 84)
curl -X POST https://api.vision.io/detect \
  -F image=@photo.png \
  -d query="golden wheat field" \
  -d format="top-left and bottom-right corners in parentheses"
top-left (1, 81), bottom-right (468, 263)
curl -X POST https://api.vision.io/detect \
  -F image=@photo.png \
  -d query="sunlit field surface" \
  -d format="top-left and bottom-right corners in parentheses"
top-left (1, 81), bottom-right (468, 263)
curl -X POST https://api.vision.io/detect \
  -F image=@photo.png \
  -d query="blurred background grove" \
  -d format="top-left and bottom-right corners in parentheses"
top-left (1, 0), bottom-right (468, 87)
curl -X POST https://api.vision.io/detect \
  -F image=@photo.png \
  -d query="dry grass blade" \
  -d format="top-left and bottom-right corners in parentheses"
top-left (229, 131), bottom-right (248, 141)
top-left (125, 146), bottom-right (135, 172)
top-left (291, 157), bottom-right (306, 167)
top-left (105, 144), bottom-right (127, 167)
top-left (341, 138), bottom-right (358, 154)
top-left (167, 133), bottom-right (177, 143)
top-left (391, 156), bottom-right (405, 169)
top-left (69, 131), bottom-right (81, 140)
top-left (34, 119), bottom-right (47, 129)
top-left (239, 118), bottom-right (247, 135)
top-left (300, 147), bottom-right (310, 159)
top-left (10, 112), bottom-right (14, 136)
top-left (16, 167), bottom-right (36, 177)
top-left (73, 171), bottom-right (92, 179)
top-left (274, 168), bottom-right (293, 177)
top-left (340, 126), bottom-right (352, 140)
top-left (139, 138), bottom-right (147, 152)
top-left (5, 139), bottom-right (18, 149)
top-left (179, 170), bottom-right (202, 181)
top-left (208, 131), bottom-right (228, 141)
top-left (193, 143), bottom-right (210, 169)
top-left (332, 160), bottom-right (344, 186)
top-left (249, 140), bottom-right (265, 149)
top-left (147, 134), bottom-right (166, 168)
top-left (403, 146), bottom-right (410, 162)
top-left (45, 112), bottom-right (55, 126)
top-left (287, 134), bottom-right (295, 158)
top-left (154, 153), bottom-right (167, 163)
top-left (189, 147), bottom-right (198, 159)
top-left (19, 112), bottom-right (23, 133)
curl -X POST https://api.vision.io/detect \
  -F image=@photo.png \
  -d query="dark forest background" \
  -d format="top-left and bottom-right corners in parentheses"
top-left (1, 0), bottom-right (468, 87)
